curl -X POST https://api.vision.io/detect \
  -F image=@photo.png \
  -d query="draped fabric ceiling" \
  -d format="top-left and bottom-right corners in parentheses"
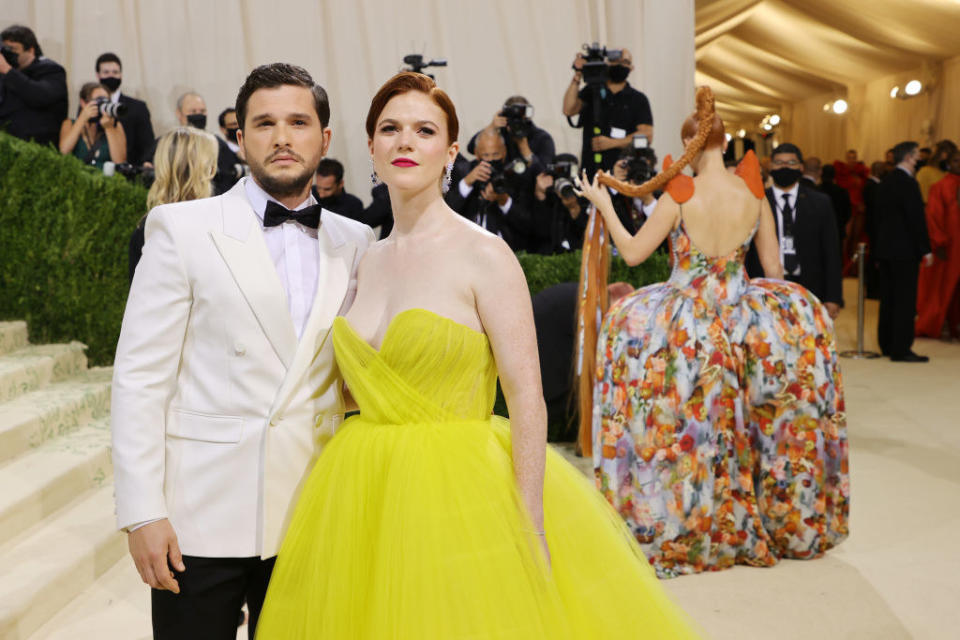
top-left (695, 0), bottom-right (960, 132)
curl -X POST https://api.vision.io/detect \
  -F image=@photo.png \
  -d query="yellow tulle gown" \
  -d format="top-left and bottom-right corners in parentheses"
top-left (256, 308), bottom-right (701, 639)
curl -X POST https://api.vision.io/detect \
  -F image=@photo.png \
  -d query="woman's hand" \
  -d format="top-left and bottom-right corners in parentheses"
top-left (574, 169), bottom-right (613, 212)
top-left (78, 101), bottom-right (100, 124)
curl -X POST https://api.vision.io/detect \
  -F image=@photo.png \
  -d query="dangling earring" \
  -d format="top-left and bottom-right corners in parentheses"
top-left (370, 157), bottom-right (381, 186)
top-left (442, 161), bottom-right (453, 194)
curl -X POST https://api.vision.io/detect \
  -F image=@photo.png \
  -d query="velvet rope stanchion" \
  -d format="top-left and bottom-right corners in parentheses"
top-left (575, 206), bottom-right (609, 457)
top-left (841, 242), bottom-right (881, 359)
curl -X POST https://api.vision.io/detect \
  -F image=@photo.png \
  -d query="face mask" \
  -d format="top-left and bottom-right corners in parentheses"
top-left (771, 168), bottom-right (802, 188)
top-left (224, 127), bottom-right (239, 144)
top-left (607, 65), bottom-right (631, 83)
top-left (100, 76), bottom-right (121, 92)
top-left (186, 113), bottom-right (207, 129)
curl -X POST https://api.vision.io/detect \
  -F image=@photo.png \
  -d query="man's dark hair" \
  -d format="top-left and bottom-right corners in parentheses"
top-left (821, 164), bottom-right (836, 182)
top-left (504, 95), bottom-right (530, 107)
top-left (218, 107), bottom-right (237, 128)
top-left (892, 141), bottom-right (919, 165)
top-left (315, 158), bottom-right (344, 182)
top-left (95, 52), bottom-right (121, 72)
top-left (235, 63), bottom-right (329, 131)
top-left (771, 143), bottom-right (803, 163)
top-left (919, 147), bottom-right (931, 154)
top-left (1, 25), bottom-right (42, 57)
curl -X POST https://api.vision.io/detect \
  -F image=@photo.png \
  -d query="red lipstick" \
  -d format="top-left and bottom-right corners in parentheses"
top-left (391, 157), bottom-right (419, 167)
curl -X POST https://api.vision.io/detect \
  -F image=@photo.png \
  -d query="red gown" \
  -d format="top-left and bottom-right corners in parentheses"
top-left (916, 173), bottom-right (960, 337)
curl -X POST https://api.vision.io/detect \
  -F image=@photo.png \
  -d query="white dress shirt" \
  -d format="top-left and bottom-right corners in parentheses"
top-left (772, 182), bottom-right (801, 276)
top-left (457, 179), bottom-right (512, 235)
top-left (244, 178), bottom-right (320, 340)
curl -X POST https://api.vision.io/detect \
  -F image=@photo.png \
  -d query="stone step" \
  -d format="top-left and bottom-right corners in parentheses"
top-left (0, 321), bottom-right (28, 357)
top-left (0, 343), bottom-right (88, 404)
top-left (0, 368), bottom-right (111, 465)
top-left (0, 417), bottom-right (112, 548)
top-left (0, 485), bottom-right (126, 640)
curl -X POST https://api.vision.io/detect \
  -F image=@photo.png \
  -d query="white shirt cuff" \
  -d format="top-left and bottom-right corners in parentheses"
top-left (637, 197), bottom-right (657, 217)
top-left (126, 518), bottom-right (163, 533)
top-left (458, 179), bottom-right (473, 198)
top-left (499, 196), bottom-right (513, 214)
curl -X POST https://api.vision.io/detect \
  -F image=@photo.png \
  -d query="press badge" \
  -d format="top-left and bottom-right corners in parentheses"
top-left (609, 126), bottom-right (627, 139)
top-left (782, 237), bottom-right (796, 253)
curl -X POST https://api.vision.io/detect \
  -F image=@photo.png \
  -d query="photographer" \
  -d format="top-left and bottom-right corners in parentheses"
top-left (448, 129), bottom-right (535, 251)
top-left (95, 52), bottom-right (155, 165)
top-left (312, 158), bottom-right (363, 221)
top-left (58, 82), bottom-right (127, 169)
top-left (0, 25), bottom-right (67, 147)
top-left (531, 153), bottom-right (588, 254)
top-left (562, 45), bottom-right (653, 176)
top-left (609, 140), bottom-right (658, 235)
top-left (467, 95), bottom-right (555, 165)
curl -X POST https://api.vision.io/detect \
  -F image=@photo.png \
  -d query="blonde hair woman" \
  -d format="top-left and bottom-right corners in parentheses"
top-left (129, 127), bottom-right (218, 280)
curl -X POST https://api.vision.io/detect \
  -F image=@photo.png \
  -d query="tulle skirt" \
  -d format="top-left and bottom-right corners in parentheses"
top-left (255, 415), bottom-right (701, 639)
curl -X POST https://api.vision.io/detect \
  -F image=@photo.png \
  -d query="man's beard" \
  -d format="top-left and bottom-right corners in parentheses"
top-left (249, 151), bottom-right (317, 200)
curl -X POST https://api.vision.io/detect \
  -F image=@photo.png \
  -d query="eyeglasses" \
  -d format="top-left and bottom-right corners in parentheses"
top-left (770, 159), bottom-right (801, 168)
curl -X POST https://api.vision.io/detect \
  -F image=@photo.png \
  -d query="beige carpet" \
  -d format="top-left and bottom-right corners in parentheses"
top-left (560, 278), bottom-right (960, 639)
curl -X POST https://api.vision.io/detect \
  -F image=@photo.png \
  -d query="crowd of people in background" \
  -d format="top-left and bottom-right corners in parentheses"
top-left (2, 23), bottom-right (959, 356)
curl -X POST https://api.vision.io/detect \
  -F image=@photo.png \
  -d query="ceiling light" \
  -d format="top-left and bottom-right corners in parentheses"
top-left (725, 133), bottom-right (732, 143)
top-left (737, 128), bottom-right (746, 138)
top-left (890, 86), bottom-right (900, 99)
top-left (769, 114), bottom-right (781, 126)
top-left (832, 99), bottom-right (848, 115)
top-left (823, 103), bottom-right (831, 112)
top-left (763, 123), bottom-right (772, 131)
top-left (905, 80), bottom-right (922, 96)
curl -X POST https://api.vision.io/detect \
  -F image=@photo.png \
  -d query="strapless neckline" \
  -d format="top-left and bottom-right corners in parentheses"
top-left (335, 308), bottom-right (488, 353)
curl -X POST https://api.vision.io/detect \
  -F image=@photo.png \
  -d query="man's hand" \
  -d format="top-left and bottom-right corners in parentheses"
top-left (591, 135), bottom-right (621, 152)
top-left (464, 161), bottom-right (491, 186)
top-left (480, 182), bottom-right (499, 202)
top-left (128, 519), bottom-right (185, 593)
top-left (824, 302), bottom-right (841, 320)
top-left (0, 55), bottom-right (11, 75)
top-left (923, 252), bottom-right (935, 268)
top-left (491, 111), bottom-right (507, 130)
top-left (534, 173), bottom-right (553, 201)
top-left (572, 53), bottom-right (585, 72)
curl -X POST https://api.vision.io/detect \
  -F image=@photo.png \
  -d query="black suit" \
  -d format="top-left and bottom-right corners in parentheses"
top-left (819, 180), bottom-right (852, 247)
top-left (310, 186), bottom-right (364, 221)
top-left (116, 93), bottom-right (155, 165)
top-left (862, 176), bottom-right (882, 298)
top-left (875, 168), bottom-right (931, 357)
top-left (212, 137), bottom-right (242, 195)
top-left (747, 184), bottom-right (843, 305)
top-left (0, 57), bottom-right (68, 147)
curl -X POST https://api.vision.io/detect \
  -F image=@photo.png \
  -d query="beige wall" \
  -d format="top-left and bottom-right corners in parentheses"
top-left (2, 0), bottom-right (695, 201)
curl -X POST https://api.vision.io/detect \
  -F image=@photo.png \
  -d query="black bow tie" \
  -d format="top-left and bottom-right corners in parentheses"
top-left (263, 200), bottom-right (322, 229)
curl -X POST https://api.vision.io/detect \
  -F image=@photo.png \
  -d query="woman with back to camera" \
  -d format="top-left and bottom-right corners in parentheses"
top-left (127, 126), bottom-right (218, 281)
top-left (255, 72), bottom-right (700, 639)
top-left (59, 81), bottom-right (127, 169)
top-left (578, 87), bottom-right (849, 578)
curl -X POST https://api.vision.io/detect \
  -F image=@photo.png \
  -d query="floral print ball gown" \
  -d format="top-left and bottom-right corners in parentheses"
top-left (256, 308), bottom-right (701, 638)
top-left (594, 161), bottom-right (849, 578)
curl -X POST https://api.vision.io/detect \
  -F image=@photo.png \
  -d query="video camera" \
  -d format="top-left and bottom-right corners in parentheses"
top-left (617, 136), bottom-right (657, 184)
top-left (402, 54), bottom-right (447, 80)
top-left (479, 158), bottom-right (527, 195)
top-left (579, 42), bottom-right (625, 88)
top-left (95, 97), bottom-right (127, 119)
top-left (545, 154), bottom-right (579, 200)
top-left (500, 102), bottom-right (534, 139)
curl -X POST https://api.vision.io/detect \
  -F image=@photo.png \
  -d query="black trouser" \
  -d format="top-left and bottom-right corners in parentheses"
top-left (152, 555), bottom-right (275, 640)
top-left (878, 259), bottom-right (920, 357)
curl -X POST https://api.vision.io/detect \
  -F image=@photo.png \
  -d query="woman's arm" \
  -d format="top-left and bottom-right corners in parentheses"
top-left (103, 117), bottom-right (128, 164)
top-left (576, 170), bottom-right (677, 266)
top-left (59, 118), bottom-right (84, 155)
top-left (473, 237), bottom-right (547, 539)
top-left (754, 197), bottom-right (784, 279)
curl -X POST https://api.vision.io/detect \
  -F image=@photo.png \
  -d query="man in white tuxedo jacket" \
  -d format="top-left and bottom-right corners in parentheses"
top-left (112, 63), bottom-right (376, 639)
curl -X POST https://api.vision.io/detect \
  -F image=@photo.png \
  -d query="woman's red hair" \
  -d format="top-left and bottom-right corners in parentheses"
top-left (366, 72), bottom-right (459, 144)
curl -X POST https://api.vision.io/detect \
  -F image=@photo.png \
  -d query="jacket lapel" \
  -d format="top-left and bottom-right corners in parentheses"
top-left (268, 212), bottom-right (357, 418)
top-left (210, 183), bottom-right (298, 369)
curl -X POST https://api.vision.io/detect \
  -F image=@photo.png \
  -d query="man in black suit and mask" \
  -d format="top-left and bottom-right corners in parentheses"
top-left (875, 140), bottom-right (934, 362)
top-left (95, 52), bottom-right (155, 165)
top-left (747, 143), bottom-right (842, 319)
top-left (0, 25), bottom-right (67, 147)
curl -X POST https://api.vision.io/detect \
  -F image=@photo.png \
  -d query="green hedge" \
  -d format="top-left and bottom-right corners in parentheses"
top-left (0, 132), bottom-right (147, 365)
top-left (0, 132), bottom-right (670, 378)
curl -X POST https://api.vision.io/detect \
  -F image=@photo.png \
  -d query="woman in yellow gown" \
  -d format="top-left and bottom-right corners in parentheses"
top-left (255, 72), bottom-right (701, 639)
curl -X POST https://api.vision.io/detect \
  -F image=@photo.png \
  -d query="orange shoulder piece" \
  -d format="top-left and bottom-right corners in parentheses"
top-left (663, 154), bottom-right (695, 203)
top-left (735, 150), bottom-right (765, 198)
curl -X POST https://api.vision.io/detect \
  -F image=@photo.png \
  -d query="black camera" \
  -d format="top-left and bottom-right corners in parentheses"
top-left (617, 136), bottom-right (657, 184)
top-left (113, 162), bottom-right (155, 186)
top-left (402, 54), bottom-right (447, 80)
top-left (216, 163), bottom-right (251, 182)
top-left (480, 157), bottom-right (527, 195)
top-left (95, 97), bottom-right (127, 119)
top-left (500, 102), bottom-right (534, 139)
top-left (0, 45), bottom-right (19, 67)
top-left (579, 42), bottom-right (624, 87)
top-left (545, 154), bottom-right (579, 200)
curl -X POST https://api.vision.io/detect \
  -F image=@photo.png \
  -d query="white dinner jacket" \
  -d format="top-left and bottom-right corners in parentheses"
top-left (111, 179), bottom-right (376, 558)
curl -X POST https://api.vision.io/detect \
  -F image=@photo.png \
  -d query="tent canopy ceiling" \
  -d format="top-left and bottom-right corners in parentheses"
top-left (695, 0), bottom-right (960, 127)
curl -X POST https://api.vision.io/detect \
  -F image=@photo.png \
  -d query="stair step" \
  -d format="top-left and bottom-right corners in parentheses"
top-left (0, 486), bottom-right (126, 640)
top-left (0, 417), bottom-right (112, 548)
top-left (0, 368), bottom-right (111, 465)
top-left (0, 343), bottom-right (88, 404)
top-left (0, 321), bottom-right (28, 357)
